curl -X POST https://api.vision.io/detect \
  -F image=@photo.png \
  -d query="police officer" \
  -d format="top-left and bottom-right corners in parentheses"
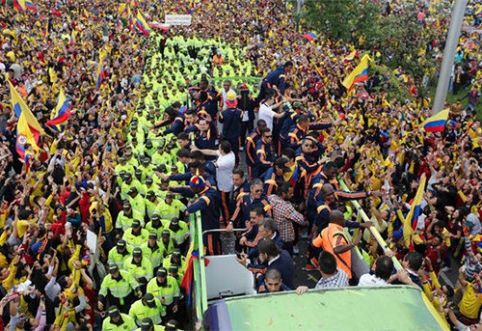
top-left (162, 249), bottom-right (186, 280)
top-left (140, 233), bottom-right (164, 271)
top-left (102, 305), bottom-right (137, 331)
top-left (144, 191), bottom-right (159, 220)
top-left (124, 247), bottom-right (154, 294)
top-left (98, 264), bottom-right (142, 314)
top-left (129, 293), bottom-right (165, 326)
top-left (128, 187), bottom-right (146, 221)
top-left (116, 201), bottom-right (137, 234)
top-left (123, 219), bottom-right (150, 247)
top-left (160, 229), bottom-right (176, 258)
top-left (146, 268), bottom-right (180, 321)
top-left (145, 213), bottom-right (167, 239)
top-left (107, 239), bottom-right (133, 269)
top-left (165, 218), bottom-right (189, 251)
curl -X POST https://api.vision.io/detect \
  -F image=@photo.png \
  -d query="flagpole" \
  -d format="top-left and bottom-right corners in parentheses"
top-left (432, 0), bottom-right (467, 114)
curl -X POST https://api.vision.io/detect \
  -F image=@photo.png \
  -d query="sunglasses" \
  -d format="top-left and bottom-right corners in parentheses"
top-left (265, 135), bottom-right (273, 138)
top-left (254, 189), bottom-right (263, 193)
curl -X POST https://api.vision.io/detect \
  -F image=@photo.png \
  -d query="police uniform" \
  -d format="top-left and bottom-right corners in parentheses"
top-left (102, 306), bottom-right (137, 331)
top-left (123, 220), bottom-right (150, 247)
top-left (98, 265), bottom-right (140, 313)
top-left (129, 293), bottom-right (165, 326)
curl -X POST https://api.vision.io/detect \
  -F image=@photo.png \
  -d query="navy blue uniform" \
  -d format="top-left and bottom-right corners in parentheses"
top-left (230, 193), bottom-right (272, 228)
top-left (256, 65), bottom-right (288, 105)
top-left (254, 138), bottom-right (274, 179)
top-left (219, 107), bottom-right (243, 164)
top-left (170, 186), bottom-right (221, 255)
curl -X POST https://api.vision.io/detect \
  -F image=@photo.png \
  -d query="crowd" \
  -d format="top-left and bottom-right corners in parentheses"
top-left (0, 0), bottom-right (482, 330)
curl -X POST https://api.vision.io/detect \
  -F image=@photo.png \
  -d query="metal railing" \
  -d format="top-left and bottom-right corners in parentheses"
top-left (338, 177), bottom-right (403, 270)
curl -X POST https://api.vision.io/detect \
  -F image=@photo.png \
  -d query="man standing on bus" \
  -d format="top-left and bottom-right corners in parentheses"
top-left (312, 210), bottom-right (361, 285)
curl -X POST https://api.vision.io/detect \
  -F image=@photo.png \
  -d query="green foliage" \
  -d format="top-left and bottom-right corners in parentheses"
top-left (299, 0), bottom-right (443, 80)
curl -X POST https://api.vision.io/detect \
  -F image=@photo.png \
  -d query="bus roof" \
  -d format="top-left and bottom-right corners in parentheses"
top-left (204, 285), bottom-right (448, 331)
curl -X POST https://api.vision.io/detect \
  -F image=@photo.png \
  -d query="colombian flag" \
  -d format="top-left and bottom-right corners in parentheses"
top-left (46, 89), bottom-right (70, 131)
top-left (403, 174), bottom-right (426, 249)
top-left (135, 11), bottom-right (151, 36)
top-left (421, 108), bottom-right (449, 133)
top-left (149, 22), bottom-right (170, 31)
top-left (303, 32), bottom-right (317, 42)
top-left (24, 0), bottom-right (36, 12)
top-left (343, 50), bottom-right (357, 64)
top-left (95, 58), bottom-right (104, 91)
top-left (13, 0), bottom-right (26, 11)
top-left (342, 54), bottom-right (371, 91)
top-left (127, 6), bottom-right (133, 29)
top-left (8, 81), bottom-right (44, 159)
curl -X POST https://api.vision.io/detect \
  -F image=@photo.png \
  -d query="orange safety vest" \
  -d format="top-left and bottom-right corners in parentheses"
top-left (312, 223), bottom-right (352, 279)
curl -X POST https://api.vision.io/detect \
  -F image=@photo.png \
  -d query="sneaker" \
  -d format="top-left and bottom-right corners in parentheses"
top-left (293, 246), bottom-right (300, 255)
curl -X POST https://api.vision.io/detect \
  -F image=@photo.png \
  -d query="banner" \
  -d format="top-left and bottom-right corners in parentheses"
top-left (165, 14), bottom-right (192, 26)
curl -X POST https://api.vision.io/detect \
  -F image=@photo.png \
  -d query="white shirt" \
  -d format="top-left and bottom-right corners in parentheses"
top-left (259, 102), bottom-right (276, 131)
top-left (358, 273), bottom-right (388, 286)
top-left (216, 151), bottom-right (235, 192)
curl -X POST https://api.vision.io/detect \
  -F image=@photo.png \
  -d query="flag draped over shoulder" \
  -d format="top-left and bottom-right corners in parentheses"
top-left (342, 54), bottom-right (371, 91)
top-left (421, 109), bottom-right (449, 133)
top-left (136, 11), bottom-right (151, 36)
top-left (8, 81), bottom-right (44, 159)
top-left (46, 89), bottom-right (70, 131)
top-left (403, 174), bottom-right (426, 249)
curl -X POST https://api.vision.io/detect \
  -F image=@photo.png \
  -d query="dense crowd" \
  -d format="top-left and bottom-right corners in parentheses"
top-left (1, 0), bottom-right (482, 330)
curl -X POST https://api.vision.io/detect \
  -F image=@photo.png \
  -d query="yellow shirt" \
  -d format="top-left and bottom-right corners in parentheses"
top-left (459, 282), bottom-right (482, 319)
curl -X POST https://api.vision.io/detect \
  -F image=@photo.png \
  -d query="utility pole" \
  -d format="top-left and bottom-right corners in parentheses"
top-left (432, 0), bottom-right (468, 114)
top-left (296, 0), bottom-right (302, 32)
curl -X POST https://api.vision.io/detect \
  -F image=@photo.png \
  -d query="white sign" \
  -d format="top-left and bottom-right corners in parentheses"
top-left (165, 14), bottom-right (192, 26)
top-left (86, 230), bottom-right (98, 254)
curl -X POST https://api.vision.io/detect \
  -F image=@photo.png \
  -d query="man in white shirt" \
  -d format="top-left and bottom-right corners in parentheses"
top-left (192, 141), bottom-right (235, 222)
top-left (258, 89), bottom-right (286, 131)
top-left (358, 255), bottom-right (393, 286)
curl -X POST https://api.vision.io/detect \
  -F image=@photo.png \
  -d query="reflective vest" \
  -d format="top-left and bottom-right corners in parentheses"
top-left (129, 297), bottom-right (165, 325)
top-left (99, 270), bottom-right (138, 302)
top-left (108, 245), bottom-right (133, 269)
top-left (102, 314), bottom-right (137, 331)
top-left (124, 257), bottom-right (153, 284)
top-left (140, 243), bottom-right (164, 269)
top-left (146, 276), bottom-right (180, 306)
top-left (123, 229), bottom-right (150, 247)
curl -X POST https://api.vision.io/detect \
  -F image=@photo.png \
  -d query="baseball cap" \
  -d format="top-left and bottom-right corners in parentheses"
top-left (109, 306), bottom-right (120, 318)
top-left (145, 177), bottom-right (154, 185)
top-left (128, 186), bottom-right (138, 195)
top-left (151, 214), bottom-right (160, 222)
top-left (161, 229), bottom-right (170, 237)
top-left (148, 233), bottom-right (157, 239)
top-left (157, 267), bottom-right (167, 277)
top-left (109, 264), bottom-right (119, 274)
top-left (132, 247), bottom-right (142, 257)
top-left (143, 293), bottom-right (156, 308)
top-left (292, 101), bottom-right (305, 110)
top-left (165, 320), bottom-right (178, 331)
top-left (171, 218), bottom-right (179, 225)
top-left (169, 265), bottom-right (179, 274)
top-left (166, 193), bottom-right (174, 199)
top-left (274, 157), bottom-right (292, 172)
top-left (146, 190), bottom-right (156, 199)
top-left (119, 156), bottom-right (126, 163)
top-left (132, 219), bottom-right (141, 228)
top-left (225, 91), bottom-right (237, 107)
top-left (116, 239), bottom-right (127, 248)
top-left (122, 201), bottom-right (131, 210)
top-left (189, 176), bottom-right (206, 189)
top-left (140, 318), bottom-right (154, 331)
